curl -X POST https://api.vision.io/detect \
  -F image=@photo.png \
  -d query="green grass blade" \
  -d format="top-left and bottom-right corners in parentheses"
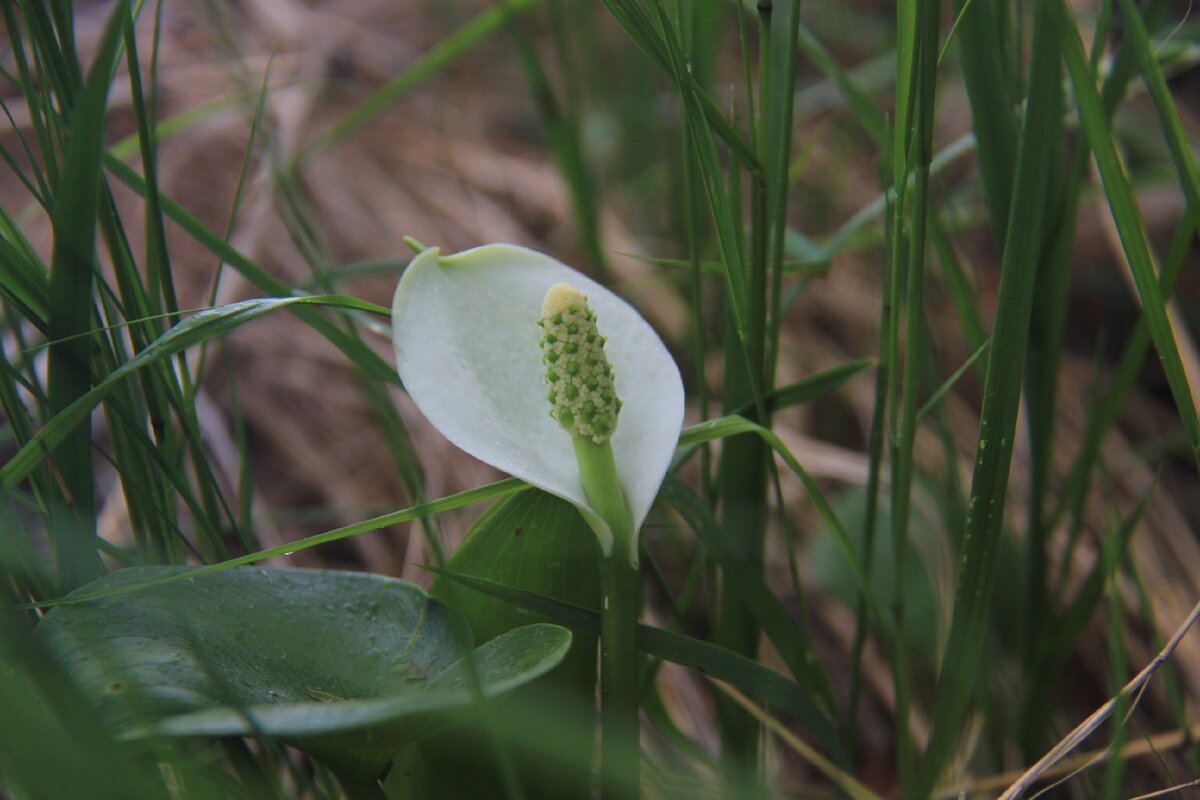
top-left (850, 122), bottom-right (894, 752)
top-left (1060, 2), bottom-right (1200, 465)
top-left (44, 0), bottom-right (130, 589)
top-left (2, 296), bottom-right (385, 491)
top-left (601, 0), bottom-right (760, 174)
top-left (27, 478), bottom-right (529, 612)
top-left (1019, 110), bottom-right (1076, 749)
top-left (513, 26), bottom-right (606, 277)
top-left (121, 4), bottom-right (175, 324)
top-left (915, 338), bottom-right (989, 421)
top-left (3, 3), bottom-right (60, 188)
top-left (928, 210), bottom-right (986, 354)
top-left (1049, 207), bottom-right (1197, 549)
top-left (0, 117), bottom-right (48, 209)
top-left (675, 416), bottom-right (881, 622)
top-left (0, 220), bottom-right (50, 328)
top-left (887, 0), bottom-right (943, 786)
top-left (0, 489), bottom-right (54, 599)
top-left (656, 13), bottom-right (751, 343)
top-left (1113, 0), bottom-right (1200, 212)
top-left (761, 0), bottom-right (801, 375)
top-left (948, 0), bottom-right (1017, 241)
top-left (757, 358), bottom-right (874, 415)
top-left (1039, 485), bottom-right (1152, 687)
top-left (916, 2), bottom-right (1064, 792)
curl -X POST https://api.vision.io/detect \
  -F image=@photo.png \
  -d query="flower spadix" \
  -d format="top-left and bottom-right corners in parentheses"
top-left (538, 283), bottom-right (621, 444)
top-left (391, 244), bottom-right (683, 565)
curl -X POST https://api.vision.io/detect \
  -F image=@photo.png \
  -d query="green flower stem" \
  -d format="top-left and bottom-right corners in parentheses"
top-left (572, 436), bottom-right (632, 559)
top-left (573, 435), bottom-right (640, 799)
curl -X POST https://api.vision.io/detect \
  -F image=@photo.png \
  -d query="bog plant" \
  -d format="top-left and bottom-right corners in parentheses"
top-left (2, 0), bottom-right (1199, 799)
top-left (392, 242), bottom-right (684, 796)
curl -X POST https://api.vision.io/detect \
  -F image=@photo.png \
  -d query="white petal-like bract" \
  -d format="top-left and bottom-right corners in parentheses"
top-left (392, 244), bottom-right (684, 564)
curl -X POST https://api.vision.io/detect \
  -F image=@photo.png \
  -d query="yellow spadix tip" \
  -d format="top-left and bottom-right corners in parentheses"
top-left (541, 283), bottom-right (586, 318)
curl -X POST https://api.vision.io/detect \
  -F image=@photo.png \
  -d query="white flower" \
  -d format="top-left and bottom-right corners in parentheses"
top-left (392, 244), bottom-right (684, 564)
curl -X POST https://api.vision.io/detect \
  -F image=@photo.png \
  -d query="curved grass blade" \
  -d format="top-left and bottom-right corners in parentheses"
top-left (25, 478), bottom-right (530, 612)
top-left (2, 296), bottom-right (387, 491)
top-left (1060, 3), bottom-right (1200, 467)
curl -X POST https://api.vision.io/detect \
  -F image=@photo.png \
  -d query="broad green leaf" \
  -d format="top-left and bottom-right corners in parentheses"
top-left (432, 489), bottom-right (600, 671)
top-left (0, 598), bottom-right (191, 800)
top-left (405, 490), bottom-right (602, 800)
top-left (35, 566), bottom-right (571, 777)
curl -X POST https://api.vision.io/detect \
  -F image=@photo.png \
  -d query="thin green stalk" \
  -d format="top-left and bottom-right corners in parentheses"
top-left (538, 281), bottom-right (640, 798)
top-left (888, 0), bottom-right (940, 790)
top-left (600, 546), bottom-right (640, 799)
top-left (710, 3), bottom-right (772, 781)
top-left (539, 2), bottom-right (607, 277)
top-left (709, 0), bottom-right (807, 784)
top-left (848, 111), bottom-right (895, 755)
top-left (45, 0), bottom-right (130, 589)
top-left (1019, 137), bottom-right (1076, 760)
top-left (573, 437), bottom-right (639, 799)
top-left (680, 95), bottom-right (712, 504)
top-left (761, 0), bottom-right (801, 382)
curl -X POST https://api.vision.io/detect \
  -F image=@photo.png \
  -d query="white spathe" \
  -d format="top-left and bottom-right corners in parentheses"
top-left (392, 243), bottom-right (684, 565)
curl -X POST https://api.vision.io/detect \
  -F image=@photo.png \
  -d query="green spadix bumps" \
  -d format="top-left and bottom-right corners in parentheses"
top-left (538, 283), bottom-right (622, 444)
